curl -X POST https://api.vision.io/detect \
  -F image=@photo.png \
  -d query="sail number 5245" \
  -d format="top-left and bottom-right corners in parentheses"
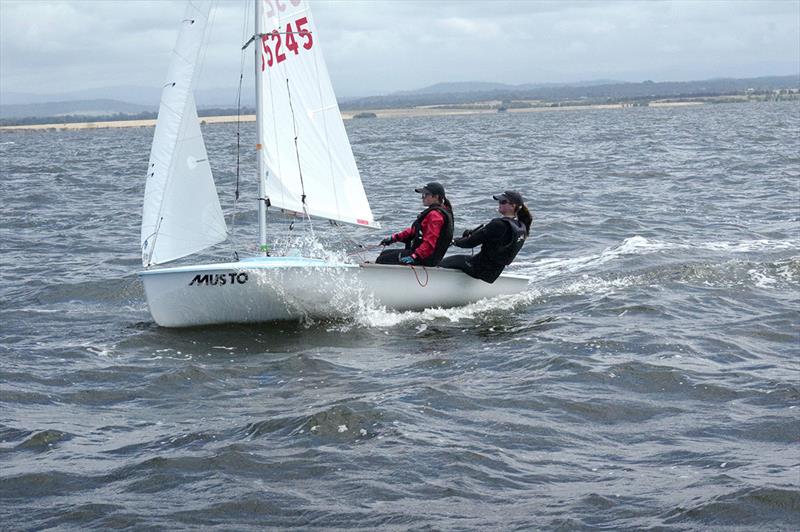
top-left (261, 17), bottom-right (313, 71)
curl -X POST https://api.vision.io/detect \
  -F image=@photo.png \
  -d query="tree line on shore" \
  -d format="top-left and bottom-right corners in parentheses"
top-left (1, 74), bottom-right (797, 127)
top-left (0, 107), bottom-right (257, 128)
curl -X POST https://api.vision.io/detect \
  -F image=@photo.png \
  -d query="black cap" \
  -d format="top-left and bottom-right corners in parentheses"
top-left (493, 190), bottom-right (524, 205)
top-left (415, 182), bottom-right (446, 197)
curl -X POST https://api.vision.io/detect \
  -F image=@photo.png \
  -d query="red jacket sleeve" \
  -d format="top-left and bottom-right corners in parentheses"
top-left (393, 225), bottom-right (416, 244)
top-left (411, 210), bottom-right (445, 260)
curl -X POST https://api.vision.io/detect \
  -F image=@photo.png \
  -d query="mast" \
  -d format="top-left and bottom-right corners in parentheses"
top-left (254, 0), bottom-right (268, 254)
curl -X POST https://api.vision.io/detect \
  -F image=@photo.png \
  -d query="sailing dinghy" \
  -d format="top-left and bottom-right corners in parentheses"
top-left (139, 0), bottom-right (529, 327)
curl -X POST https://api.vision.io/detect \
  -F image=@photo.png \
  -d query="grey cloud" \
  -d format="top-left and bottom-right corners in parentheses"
top-left (1, 0), bottom-right (797, 99)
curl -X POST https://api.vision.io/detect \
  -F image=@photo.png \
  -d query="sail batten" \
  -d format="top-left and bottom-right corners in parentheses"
top-left (141, 1), bottom-right (226, 266)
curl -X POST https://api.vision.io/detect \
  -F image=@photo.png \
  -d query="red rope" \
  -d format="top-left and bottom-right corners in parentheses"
top-left (410, 264), bottom-right (429, 287)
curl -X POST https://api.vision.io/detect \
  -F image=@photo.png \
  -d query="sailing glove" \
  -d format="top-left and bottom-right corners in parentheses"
top-left (399, 255), bottom-right (415, 265)
top-left (380, 236), bottom-right (394, 246)
top-left (462, 224), bottom-right (484, 238)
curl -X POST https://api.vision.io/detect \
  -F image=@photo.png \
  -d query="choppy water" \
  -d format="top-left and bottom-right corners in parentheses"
top-left (1, 102), bottom-right (799, 530)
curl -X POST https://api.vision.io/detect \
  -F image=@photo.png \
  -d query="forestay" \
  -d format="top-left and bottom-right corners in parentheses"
top-left (141, 1), bottom-right (227, 266)
top-left (257, 0), bottom-right (378, 228)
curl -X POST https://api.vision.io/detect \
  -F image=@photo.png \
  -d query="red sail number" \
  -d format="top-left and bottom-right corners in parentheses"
top-left (272, 29), bottom-right (286, 64)
top-left (261, 16), bottom-right (313, 71)
top-left (264, 0), bottom-right (301, 17)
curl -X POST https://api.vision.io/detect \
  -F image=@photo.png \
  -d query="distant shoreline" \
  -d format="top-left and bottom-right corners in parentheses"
top-left (0, 101), bottom-right (705, 132)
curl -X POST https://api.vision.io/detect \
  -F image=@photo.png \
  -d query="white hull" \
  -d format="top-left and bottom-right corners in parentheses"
top-left (139, 257), bottom-right (529, 327)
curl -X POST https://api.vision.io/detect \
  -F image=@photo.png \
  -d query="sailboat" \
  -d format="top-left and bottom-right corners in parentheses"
top-left (139, 0), bottom-right (529, 327)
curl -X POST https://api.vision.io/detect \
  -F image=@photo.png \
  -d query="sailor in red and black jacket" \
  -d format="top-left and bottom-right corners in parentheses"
top-left (376, 182), bottom-right (454, 267)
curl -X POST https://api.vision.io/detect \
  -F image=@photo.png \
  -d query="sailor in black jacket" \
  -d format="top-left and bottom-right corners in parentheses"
top-left (439, 191), bottom-right (532, 283)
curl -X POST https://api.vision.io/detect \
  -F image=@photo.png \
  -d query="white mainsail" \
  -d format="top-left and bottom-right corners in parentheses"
top-left (257, 0), bottom-right (378, 228)
top-left (141, 1), bottom-right (226, 266)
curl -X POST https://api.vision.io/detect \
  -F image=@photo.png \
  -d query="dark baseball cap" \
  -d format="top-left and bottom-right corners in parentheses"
top-left (415, 182), bottom-right (446, 197)
top-left (493, 190), bottom-right (524, 205)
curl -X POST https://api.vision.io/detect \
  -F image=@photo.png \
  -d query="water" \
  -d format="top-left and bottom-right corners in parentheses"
top-left (1, 102), bottom-right (798, 529)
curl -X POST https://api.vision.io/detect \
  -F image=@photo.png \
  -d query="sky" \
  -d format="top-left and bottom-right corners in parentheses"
top-left (1, 0), bottom-right (798, 101)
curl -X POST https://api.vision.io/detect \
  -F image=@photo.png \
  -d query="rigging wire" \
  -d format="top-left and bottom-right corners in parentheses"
top-left (230, 0), bottom-right (251, 258)
top-left (345, 244), bottom-right (379, 263)
top-left (231, 74), bottom-right (243, 241)
top-left (285, 77), bottom-right (315, 241)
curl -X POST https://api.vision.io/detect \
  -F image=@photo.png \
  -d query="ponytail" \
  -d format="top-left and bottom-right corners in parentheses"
top-left (516, 204), bottom-right (532, 235)
top-left (442, 197), bottom-right (453, 216)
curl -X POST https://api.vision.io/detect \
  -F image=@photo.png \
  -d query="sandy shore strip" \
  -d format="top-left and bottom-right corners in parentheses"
top-left (0, 101), bottom-right (704, 132)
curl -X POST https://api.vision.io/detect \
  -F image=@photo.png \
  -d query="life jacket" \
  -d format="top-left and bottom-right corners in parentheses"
top-left (482, 217), bottom-right (526, 266)
top-left (407, 204), bottom-right (454, 264)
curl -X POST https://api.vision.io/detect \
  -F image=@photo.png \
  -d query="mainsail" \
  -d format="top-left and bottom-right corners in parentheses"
top-left (141, 1), bottom-right (226, 266)
top-left (257, 0), bottom-right (378, 228)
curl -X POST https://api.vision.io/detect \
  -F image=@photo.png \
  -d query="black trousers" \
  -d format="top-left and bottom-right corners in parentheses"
top-left (440, 254), bottom-right (504, 283)
top-left (376, 248), bottom-right (443, 267)
top-left (375, 249), bottom-right (412, 265)
top-left (439, 254), bottom-right (476, 276)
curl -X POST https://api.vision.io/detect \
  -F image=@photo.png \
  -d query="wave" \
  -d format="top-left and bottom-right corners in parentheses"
top-left (5, 274), bottom-right (144, 307)
top-left (505, 235), bottom-right (799, 299)
top-left (747, 257), bottom-right (800, 288)
top-left (8, 233), bottom-right (795, 331)
top-left (102, 400), bottom-right (386, 459)
top-left (663, 486), bottom-right (800, 528)
top-left (319, 235), bottom-right (799, 329)
top-left (538, 260), bottom-right (800, 304)
top-left (513, 235), bottom-right (799, 281)
top-left (12, 429), bottom-right (73, 452)
top-left (348, 289), bottom-right (541, 329)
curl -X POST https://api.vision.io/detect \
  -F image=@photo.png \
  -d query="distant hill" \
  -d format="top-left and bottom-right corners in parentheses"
top-left (1, 87), bottom-right (161, 107)
top-left (396, 82), bottom-right (522, 95)
top-left (2, 85), bottom-right (248, 109)
top-left (396, 79), bottom-right (622, 96)
top-left (1, 74), bottom-right (797, 125)
top-left (0, 87), bottom-right (250, 121)
top-left (341, 75), bottom-right (800, 110)
top-left (0, 99), bottom-right (153, 119)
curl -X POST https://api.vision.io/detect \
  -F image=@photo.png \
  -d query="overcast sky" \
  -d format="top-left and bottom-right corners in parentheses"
top-left (1, 0), bottom-right (798, 100)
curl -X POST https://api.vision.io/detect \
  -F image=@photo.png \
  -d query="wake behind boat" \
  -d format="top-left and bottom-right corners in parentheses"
top-left (138, 0), bottom-right (529, 327)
